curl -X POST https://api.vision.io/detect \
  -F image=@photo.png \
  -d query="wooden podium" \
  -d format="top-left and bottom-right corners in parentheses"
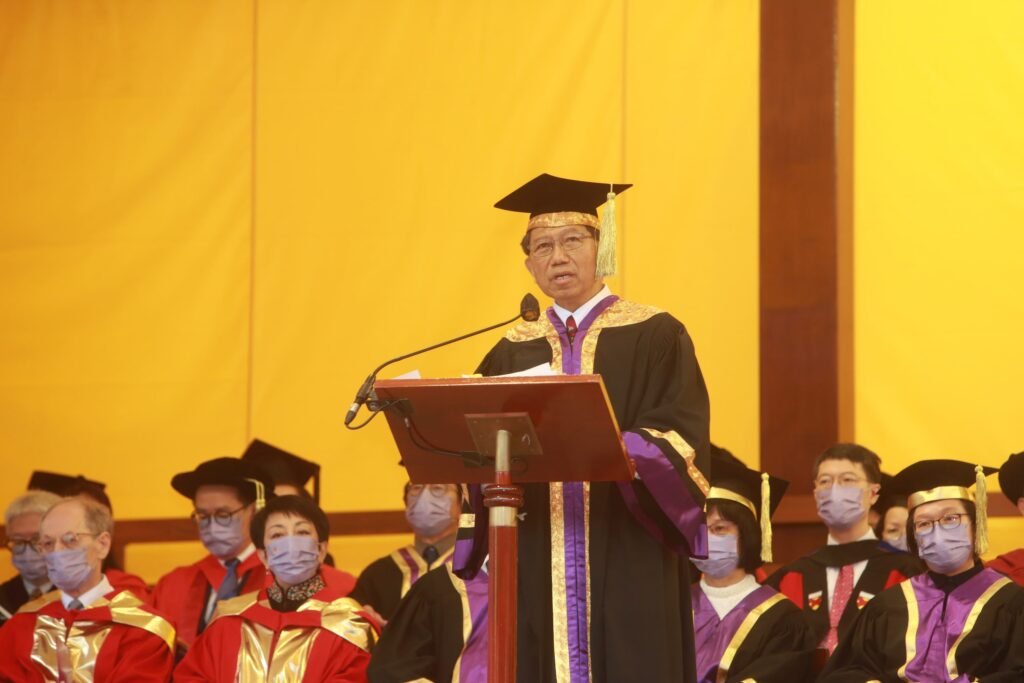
top-left (374, 375), bottom-right (634, 683)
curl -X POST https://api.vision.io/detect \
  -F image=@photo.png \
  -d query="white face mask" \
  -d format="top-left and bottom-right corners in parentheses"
top-left (691, 532), bottom-right (740, 579)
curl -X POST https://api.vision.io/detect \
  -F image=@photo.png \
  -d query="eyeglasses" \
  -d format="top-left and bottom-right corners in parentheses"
top-left (191, 504), bottom-right (247, 528)
top-left (34, 531), bottom-right (97, 554)
top-left (814, 474), bottom-right (868, 489)
top-left (4, 538), bottom-right (39, 555)
top-left (913, 513), bottom-right (968, 535)
top-left (528, 233), bottom-right (594, 259)
top-left (408, 484), bottom-right (454, 499)
top-left (708, 522), bottom-right (738, 537)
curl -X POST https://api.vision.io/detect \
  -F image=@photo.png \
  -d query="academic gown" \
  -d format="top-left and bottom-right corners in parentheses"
top-left (173, 569), bottom-right (374, 683)
top-left (820, 565), bottom-right (1024, 682)
top-left (764, 539), bottom-right (923, 645)
top-left (0, 587), bottom-right (175, 682)
top-left (458, 296), bottom-right (711, 683)
top-left (987, 547), bottom-right (1024, 586)
top-left (351, 545), bottom-right (455, 622)
top-left (108, 567), bottom-right (152, 602)
top-left (0, 575), bottom-right (32, 628)
top-left (691, 583), bottom-right (815, 683)
top-left (150, 551), bottom-right (265, 650)
top-left (368, 565), bottom-right (488, 683)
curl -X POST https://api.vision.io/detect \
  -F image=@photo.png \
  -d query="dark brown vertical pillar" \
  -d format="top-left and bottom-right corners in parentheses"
top-left (760, 0), bottom-right (854, 561)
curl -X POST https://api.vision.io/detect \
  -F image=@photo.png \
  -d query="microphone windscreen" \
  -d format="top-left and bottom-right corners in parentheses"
top-left (521, 293), bottom-right (541, 322)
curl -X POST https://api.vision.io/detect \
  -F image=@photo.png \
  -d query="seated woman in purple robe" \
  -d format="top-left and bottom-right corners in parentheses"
top-left (689, 446), bottom-right (815, 683)
top-left (821, 459), bottom-right (1024, 682)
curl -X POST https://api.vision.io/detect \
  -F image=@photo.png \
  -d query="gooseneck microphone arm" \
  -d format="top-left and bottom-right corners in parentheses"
top-left (343, 293), bottom-right (540, 428)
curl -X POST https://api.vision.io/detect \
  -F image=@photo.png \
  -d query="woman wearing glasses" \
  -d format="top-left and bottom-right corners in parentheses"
top-left (821, 459), bottom-right (1024, 682)
top-left (175, 494), bottom-right (374, 682)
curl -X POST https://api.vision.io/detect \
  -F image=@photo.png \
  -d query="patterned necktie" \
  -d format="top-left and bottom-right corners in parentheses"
top-left (423, 545), bottom-right (439, 565)
top-left (216, 558), bottom-right (241, 601)
top-left (821, 563), bottom-right (855, 653)
top-left (67, 599), bottom-right (84, 611)
top-left (565, 315), bottom-right (578, 344)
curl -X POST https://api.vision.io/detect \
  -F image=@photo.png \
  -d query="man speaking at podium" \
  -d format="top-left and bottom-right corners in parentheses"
top-left (457, 174), bottom-right (711, 683)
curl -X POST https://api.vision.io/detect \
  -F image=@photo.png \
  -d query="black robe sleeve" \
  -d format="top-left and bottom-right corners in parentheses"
top-left (725, 599), bottom-right (817, 683)
top-left (367, 567), bottom-right (466, 683)
top-left (351, 555), bottom-right (405, 622)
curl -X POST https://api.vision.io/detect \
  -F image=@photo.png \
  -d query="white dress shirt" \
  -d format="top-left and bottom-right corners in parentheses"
top-left (825, 528), bottom-right (876, 604)
top-left (203, 543), bottom-right (257, 623)
top-left (551, 285), bottom-right (612, 326)
top-left (700, 574), bottom-right (761, 620)
top-left (22, 577), bottom-right (52, 598)
top-left (60, 574), bottom-right (112, 610)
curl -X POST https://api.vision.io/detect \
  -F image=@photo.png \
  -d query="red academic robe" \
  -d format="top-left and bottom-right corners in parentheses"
top-left (988, 547), bottom-right (1024, 586)
top-left (150, 552), bottom-right (266, 650)
top-left (174, 570), bottom-right (372, 683)
top-left (0, 587), bottom-right (175, 682)
top-left (108, 567), bottom-right (152, 602)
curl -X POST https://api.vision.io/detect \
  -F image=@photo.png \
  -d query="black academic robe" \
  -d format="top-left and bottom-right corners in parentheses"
top-left (458, 297), bottom-right (710, 683)
top-left (0, 575), bottom-right (31, 628)
top-left (351, 545), bottom-right (455, 622)
top-left (820, 566), bottom-right (1024, 682)
top-left (764, 539), bottom-right (923, 646)
top-left (368, 566), bottom-right (487, 683)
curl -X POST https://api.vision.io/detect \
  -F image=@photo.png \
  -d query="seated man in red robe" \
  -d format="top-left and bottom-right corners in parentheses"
top-left (150, 456), bottom-right (275, 653)
top-left (175, 494), bottom-right (373, 682)
top-left (0, 497), bottom-right (175, 681)
top-left (988, 450), bottom-right (1024, 584)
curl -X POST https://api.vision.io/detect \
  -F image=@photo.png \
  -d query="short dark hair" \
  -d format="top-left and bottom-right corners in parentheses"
top-left (250, 495), bottom-right (329, 550)
top-left (520, 226), bottom-right (600, 255)
top-left (813, 443), bottom-right (882, 484)
top-left (708, 500), bottom-right (762, 573)
top-left (906, 499), bottom-right (978, 561)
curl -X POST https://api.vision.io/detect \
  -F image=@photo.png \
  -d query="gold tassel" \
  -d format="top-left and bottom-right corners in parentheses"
top-left (244, 477), bottom-right (267, 511)
top-left (595, 187), bottom-right (617, 279)
top-left (974, 465), bottom-right (988, 556)
top-left (760, 472), bottom-right (773, 563)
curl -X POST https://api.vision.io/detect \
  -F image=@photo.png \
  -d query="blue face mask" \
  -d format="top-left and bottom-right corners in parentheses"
top-left (265, 535), bottom-right (320, 586)
top-left (916, 522), bottom-right (973, 574)
top-left (691, 532), bottom-right (740, 579)
top-left (45, 548), bottom-right (94, 593)
top-left (815, 485), bottom-right (865, 530)
top-left (199, 515), bottom-right (246, 560)
top-left (13, 545), bottom-right (49, 584)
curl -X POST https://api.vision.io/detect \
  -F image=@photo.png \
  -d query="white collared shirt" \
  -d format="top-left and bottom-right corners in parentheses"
top-left (700, 574), bottom-right (760, 620)
top-left (61, 574), bottom-right (112, 610)
top-left (22, 577), bottom-right (52, 598)
top-left (551, 285), bottom-right (612, 326)
top-left (825, 528), bottom-right (876, 604)
top-left (203, 543), bottom-right (257, 623)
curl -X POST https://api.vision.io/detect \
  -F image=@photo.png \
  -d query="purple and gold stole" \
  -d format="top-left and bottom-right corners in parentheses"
top-left (691, 584), bottom-right (786, 683)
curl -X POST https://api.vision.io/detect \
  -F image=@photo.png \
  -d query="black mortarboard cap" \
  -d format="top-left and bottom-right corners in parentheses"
top-left (891, 458), bottom-right (997, 554)
top-left (28, 471), bottom-right (112, 511)
top-left (240, 439), bottom-right (321, 503)
top-left (170, 457), bottom-right (274, 508)
top-left (997, 451), bottom-right (1024, 505)
top-left (494, 173), bottom-right (632, 217)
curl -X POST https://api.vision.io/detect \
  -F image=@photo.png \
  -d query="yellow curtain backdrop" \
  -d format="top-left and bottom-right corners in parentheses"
top-left (0, 1), bottom-right (759, 583)
top-left (855, 1), bottom-right (1024, 557)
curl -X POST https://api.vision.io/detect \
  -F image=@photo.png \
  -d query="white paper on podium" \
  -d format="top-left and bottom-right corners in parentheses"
top-left (492, 363), bottom-right (556, 378)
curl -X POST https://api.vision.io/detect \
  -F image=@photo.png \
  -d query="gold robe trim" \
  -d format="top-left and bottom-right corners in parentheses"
top-left (716, 593), bottom-right (786, 683)
top-left (446, 567), bottom-right (472, 683)
top-left (640, 428), bottom-right (710, 496)
top-left (945, 577), bottom-right (1012, 679)
top-left (898, 580), bottom-right (919, 681)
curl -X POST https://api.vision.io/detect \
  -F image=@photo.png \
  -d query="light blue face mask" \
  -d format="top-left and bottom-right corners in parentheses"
top-left (44, 548), bottom-right (94, 593)
top-left (265, 535), bottom-right (320, 586)
top-left (13, 545), bottom-right (49, 584)
top-left (406, 490), bottom-right (456, 537)
top-left (199, 515), bottom-right (246, 560)
top-left (815, 485), bottom-right (865, 530)
top-left (691, 532), bottom-right (740, 579)
top-left (916, 523), bottom-right (973, 574)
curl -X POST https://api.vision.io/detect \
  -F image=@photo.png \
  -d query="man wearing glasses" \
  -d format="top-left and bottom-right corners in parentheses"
top-left (0, 490), bottom-right (61, 626)
top-left (149, 457), bottom-right (274, 652)
top-left (765, 443), bottom-right (922, 656)
top-left (352, 482), bottom-right (461, 623)
top-left (0, 497), bottom-right (175, 681)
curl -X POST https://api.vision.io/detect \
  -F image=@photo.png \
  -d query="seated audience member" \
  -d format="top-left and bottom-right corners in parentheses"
top-left (150, 457), bottom-right (274, 651)
top-left (367, 562), bottom-right (487, 683)
top-left (764, 443), bottom-right (922, 653)
top-left (0, 498), bottom-right (175, 681)
top-left (1, 490), bottom-right (61, 626)
top-left (175, 495), bottom-right (373, 682)
top-left (821, 460), bottom-right (1024, 681)
top-left (352, 483), bottom-right (461, 622)
top-left (27, 470), bottom-right (151, 600)
top-left (873, 473), bottom-right (910, 552)
top-left (988, 450), bottom-right (1024, 584)
top-left (690, 447), bottom-right (814, 683)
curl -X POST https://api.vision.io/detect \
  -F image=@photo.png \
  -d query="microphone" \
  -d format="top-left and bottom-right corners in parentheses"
top-left (344, 293), bottom-right (541, 427)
